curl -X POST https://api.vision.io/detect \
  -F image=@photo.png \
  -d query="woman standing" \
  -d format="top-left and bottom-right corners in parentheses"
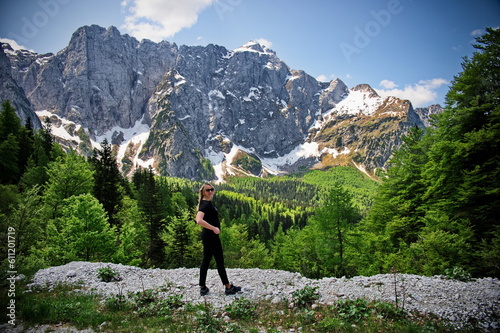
top-left (196, 182), bottom-right (241, 296)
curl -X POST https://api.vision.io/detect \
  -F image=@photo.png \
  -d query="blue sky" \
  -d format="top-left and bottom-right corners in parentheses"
top-left (1, 0), bottom-right (499, 107)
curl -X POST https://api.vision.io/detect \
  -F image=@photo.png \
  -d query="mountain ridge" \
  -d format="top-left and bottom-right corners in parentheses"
top-left (0, 24), bottom-right (442, 180)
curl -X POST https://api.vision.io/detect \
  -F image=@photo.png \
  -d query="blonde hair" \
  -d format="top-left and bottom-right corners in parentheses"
top-left (198, 182), bottom-right (214, 209)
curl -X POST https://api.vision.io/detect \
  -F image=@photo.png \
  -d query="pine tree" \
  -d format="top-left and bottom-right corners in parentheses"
top-left (18, 118), bottom-right (34, 176)
top-left (355, 125), bottom-right (433, 275)
top-left (374, 126), bottom-right (428, 245)
top-left (162, 208), bottom-right (194, 268)
top-left (0, 100), bottom-right (21, 141)
top-left (133, 167), bottom-right (168, 267)
top-left (0, 134), bottom-right (20, 184)
top-left (422, 27), bottom-right (500, 276)
top-left (6, 186), bottom-right (43, 259)
top-left (90, 139), bottom-right (123, 227)
top-left (114, 196), bottom-right (148, 266)
top-left (0, 100), bottom-right (21, 184)
top-left (40, 117), bottom-right (54, 158)
top-left (19, 116), bottom-right (61, 189)
top-left (309, 183), bottom-right (360, 277)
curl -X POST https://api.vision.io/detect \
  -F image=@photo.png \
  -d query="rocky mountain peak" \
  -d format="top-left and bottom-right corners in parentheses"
top-left (233, 41), bottom-right (276, 55)
top-left (0, 25), bottom-right (441, 180)
top-left (351, 83), bottom-right (380, 99)
top-left (318, 78), bottom-right (349, 112)
top-left (0, 46), bottom-right (41, 129)
top-left (414, 104), bottom-right (442, 127)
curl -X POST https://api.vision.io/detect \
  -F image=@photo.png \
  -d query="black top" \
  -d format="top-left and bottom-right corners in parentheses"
top-left (198, 200), bottom-right (220, 233)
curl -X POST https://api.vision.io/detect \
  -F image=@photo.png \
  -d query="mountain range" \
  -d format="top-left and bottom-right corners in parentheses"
top-left (0, 25), bottom-right (442, 181)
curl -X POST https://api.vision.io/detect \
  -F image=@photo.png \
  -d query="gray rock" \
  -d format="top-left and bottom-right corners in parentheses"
top-left (66, 270), bottom-right (76, 278)
top-left (26, 261), bottom-right (500, 332)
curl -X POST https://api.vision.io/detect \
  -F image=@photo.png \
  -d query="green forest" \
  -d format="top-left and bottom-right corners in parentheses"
top-left (1, 28), bottom-right (499, 280)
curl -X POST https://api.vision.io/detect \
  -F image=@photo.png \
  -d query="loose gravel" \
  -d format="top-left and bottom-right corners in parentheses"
top-left (5, 261), bottom-right (500, 332)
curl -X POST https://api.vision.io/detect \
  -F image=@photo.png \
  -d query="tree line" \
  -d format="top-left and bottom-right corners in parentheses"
top-left (0, 28), bottom-right (498, 279)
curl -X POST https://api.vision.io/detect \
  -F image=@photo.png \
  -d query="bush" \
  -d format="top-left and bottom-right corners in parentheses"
top-left (291, 285), bottom-right (319, 308)
top-left (97, 266), bottom-right (121, 282)
top-left (444, 266), bottom-right (472, 282)
top-left (333, 298), bottom-right (408, 324)
top-left (104, 293), bottom-right (128, 311)
top-left (194, 302), bottom-right (224, 333)
top-left (224, 297), bottom-right (256, 320)
top-left (124, 290), bottom-right (184, 317)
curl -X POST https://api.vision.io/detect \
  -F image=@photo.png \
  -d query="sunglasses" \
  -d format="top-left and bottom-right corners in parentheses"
top-left (205, 188), bottom-right (215, 192)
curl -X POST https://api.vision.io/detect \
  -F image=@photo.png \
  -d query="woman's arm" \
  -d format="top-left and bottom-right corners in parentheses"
top-left (195, 211), bottom-right (220, 234)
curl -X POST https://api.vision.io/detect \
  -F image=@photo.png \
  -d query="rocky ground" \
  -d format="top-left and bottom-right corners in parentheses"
top-left (3, 261), bottom-right (500, 332)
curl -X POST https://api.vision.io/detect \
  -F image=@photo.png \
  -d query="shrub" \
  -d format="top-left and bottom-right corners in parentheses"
top-left (291, 285), bottom-right (319, 308)
top-left (97, 266), bottom-right (121, 282)
top-left (225, 297), bottom-right (256, 320)
top-left (444, 266), bottom-right (472, 282)
top-left (194, 302), bottom-right (224, 333)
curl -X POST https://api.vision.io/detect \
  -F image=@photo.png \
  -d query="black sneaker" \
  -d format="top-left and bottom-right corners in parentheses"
top-left (225, 285), bottom-right (241, 295)
top-left (200, 286), bottom-right (209, 296)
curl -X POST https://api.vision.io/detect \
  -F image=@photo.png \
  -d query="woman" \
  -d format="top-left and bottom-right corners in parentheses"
top-left (196, 182), bottom-right (241, 296)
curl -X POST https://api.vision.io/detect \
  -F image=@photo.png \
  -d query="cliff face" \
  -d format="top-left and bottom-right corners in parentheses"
top-left (0, 46), bottom-right (41, 129)
top-left (1, 25), bottom-right (441, 180)
top-left (309, 88), bottom-right (425, 172)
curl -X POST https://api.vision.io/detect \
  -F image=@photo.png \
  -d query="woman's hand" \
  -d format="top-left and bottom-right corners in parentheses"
top-left (196, 211), bottom-right (220, 234)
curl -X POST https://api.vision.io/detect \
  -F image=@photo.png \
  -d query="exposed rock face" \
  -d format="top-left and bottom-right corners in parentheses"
top-left (414, 104), bottom-right (443, 127)
top-left (0, 46), bottom-right (41, 129)
top-left (0, 25), bottom-right (441, 180)
top-left (310, 88), bottom-right (426, 172)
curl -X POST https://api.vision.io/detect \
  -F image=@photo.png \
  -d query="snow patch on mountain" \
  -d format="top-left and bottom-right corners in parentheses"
top-left (95, 116), bottom-right (147, 146)
top-left (206, 143), bottom-right (259, 181)
top-left (233, 41), bottom-right (275, 55)
top-left (261, 142), bottom-right (320, 171)
top-left (118, 118), bottom-right (152, 169)
top-left (206, 139), bottom-right (354, 182)
top-left (325, 88), bottom-right (383, 118)
top-left (38, 109), bottom-right (155, 173)
top-left (96, 116), bottom-right (153, 170)
top-left (36, 110), bottom-right (84, 144)
top-left (209, 89), bottom-right (225, 99)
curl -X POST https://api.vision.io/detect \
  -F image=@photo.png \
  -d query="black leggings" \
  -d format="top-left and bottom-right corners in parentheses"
top-left (199, 233), bottom-right (229, 287)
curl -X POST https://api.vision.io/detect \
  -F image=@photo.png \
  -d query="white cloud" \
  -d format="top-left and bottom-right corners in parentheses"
top-left (255, 38), bottom-right (272, 49)
top-left (379, 79), bottom-right (398, 89)
top-left (316, 75), bottom-right (330, 82)
top-left (470, 29), bottom-right (483, 36)
top-left (121, 0), bottom-right (215, 42)
top-left (316, 74), bottom-right (339, 82)
top-left (375, 78), bottom-right (448, 107)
